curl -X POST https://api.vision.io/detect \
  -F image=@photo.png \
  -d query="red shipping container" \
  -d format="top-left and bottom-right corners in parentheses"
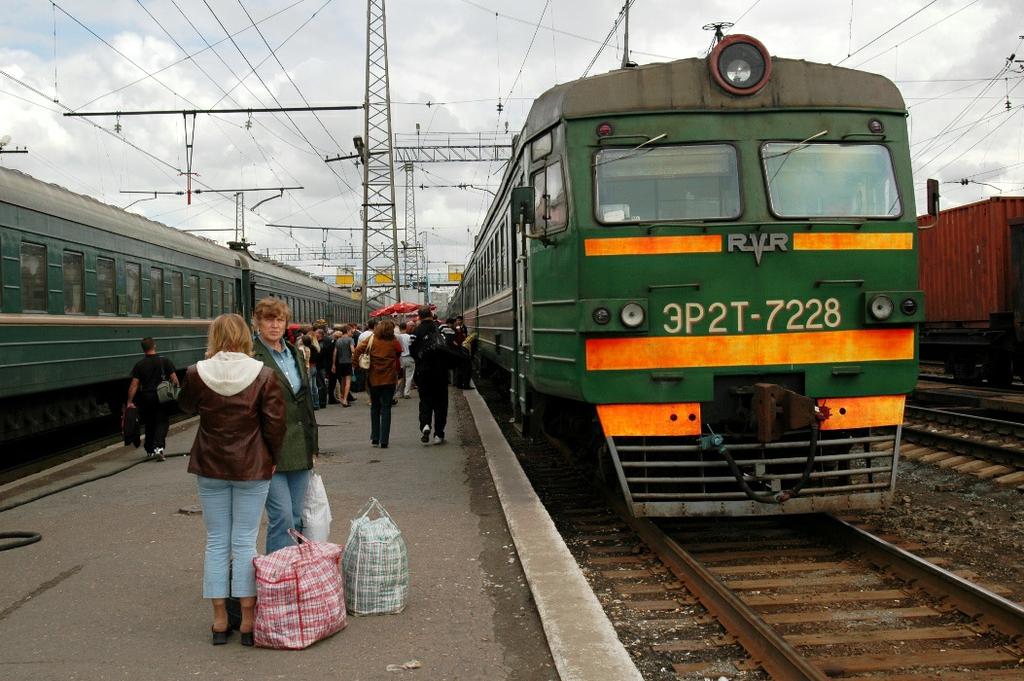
top-left (918, 196), bottom-right (1024, 326)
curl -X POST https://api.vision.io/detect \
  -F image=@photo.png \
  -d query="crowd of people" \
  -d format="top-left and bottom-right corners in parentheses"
top-left (127, 301), bottom-right (474, 645)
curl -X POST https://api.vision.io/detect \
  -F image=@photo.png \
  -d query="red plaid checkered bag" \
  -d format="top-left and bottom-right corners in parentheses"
top-left (253, 529), bottom-right (347, 649)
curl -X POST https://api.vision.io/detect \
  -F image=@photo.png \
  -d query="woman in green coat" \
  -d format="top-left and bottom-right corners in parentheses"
top-left (252, 297), bottom-right (319, 553)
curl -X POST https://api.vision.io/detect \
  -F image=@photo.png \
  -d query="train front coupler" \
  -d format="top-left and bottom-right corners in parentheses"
top-left (706, 383), bottom-right (829, 504)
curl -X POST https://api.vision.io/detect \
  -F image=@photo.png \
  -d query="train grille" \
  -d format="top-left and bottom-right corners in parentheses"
top-left (606, 428), bottom-right (900, 517)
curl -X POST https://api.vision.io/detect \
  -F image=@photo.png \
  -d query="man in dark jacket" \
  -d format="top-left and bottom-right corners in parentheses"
top-left (316, 326), bottom-right (335, 407)
top-left (126, 337), bottom-right (179, 461)
top-left (411, 307), bottom-right (450, 444)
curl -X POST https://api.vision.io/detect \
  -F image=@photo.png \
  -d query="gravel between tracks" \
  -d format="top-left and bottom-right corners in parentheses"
top-left (856, 457), bottom-right (1024, 603)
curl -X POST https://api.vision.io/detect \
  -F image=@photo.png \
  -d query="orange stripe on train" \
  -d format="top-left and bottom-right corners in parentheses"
top-left (817, 395), bottom-right (905, 431)
top-left (585, 329), bottom-right (915, 371)
top-left (596, 403), bottom-right (702, 437)
top-left (792, 232), bottom-right (913, 251)
top-left (584, 235), bottom-right (721, 256)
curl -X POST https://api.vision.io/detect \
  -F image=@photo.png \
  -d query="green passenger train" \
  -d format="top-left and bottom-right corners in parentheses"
top-left (450, 35), bottom-right (931, 517)
top-left (0, 167), bottom-right (364, 447)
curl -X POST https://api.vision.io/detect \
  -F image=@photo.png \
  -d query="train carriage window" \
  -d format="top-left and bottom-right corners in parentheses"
top-left (20, 242), bottom-right (47, 312)
top-left (126, 262), bottom-right (141, 315)
top-left (172, 272), bottom-right (184, 317)
top-left (206, 277), bottom-right (213, 317)
top-left (761, 143), bottom-right (901, 218)
top-left (96, 257), bottom-right (116, 314)
top-left (595, 144), bottom-right (740, 222)
top-left (189, 275), bottom-right (200, 318)
top-left (63, 251), bottom-right (84, 314)
top-left (151, 268), bottom-right (164, 317)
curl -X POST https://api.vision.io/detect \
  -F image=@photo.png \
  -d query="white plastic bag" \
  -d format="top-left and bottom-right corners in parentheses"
top-left (342, 498), bottom-right (408, 615)
top-left (301, 472), bottom-right (332, 542)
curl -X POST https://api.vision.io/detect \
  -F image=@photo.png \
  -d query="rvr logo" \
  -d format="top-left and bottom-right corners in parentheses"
top-left (726, 233), bottom-right (790, 265)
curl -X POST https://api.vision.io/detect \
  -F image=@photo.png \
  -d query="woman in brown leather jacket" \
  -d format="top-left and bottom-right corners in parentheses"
top-left (352, 319), bottom-right (403, 448)
top-left (178, 313), bottom-right (286, 646)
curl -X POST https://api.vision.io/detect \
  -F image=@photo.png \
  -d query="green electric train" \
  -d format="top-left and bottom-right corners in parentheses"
top-left (450, 35), bottom-right (932, 517)
top-left (0, 167), bottom-right (362, 447)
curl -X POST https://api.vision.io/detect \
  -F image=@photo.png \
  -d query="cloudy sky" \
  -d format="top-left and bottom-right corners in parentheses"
top-left (1, 0), bottom-right (1021, 280)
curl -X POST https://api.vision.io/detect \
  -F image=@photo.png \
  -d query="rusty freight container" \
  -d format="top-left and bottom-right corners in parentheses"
top-left (917, 196), bottom-right (1024, 384)
top-left (918, 196), bottom-right (1024, 325)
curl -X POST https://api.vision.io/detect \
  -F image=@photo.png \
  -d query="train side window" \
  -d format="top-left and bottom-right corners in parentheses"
top-left (126, 262), bottom-right (141, 315)
top-left (63, 251), bottom-right (85, 314)
top-left (20, 242), bottom-right (47, 312)
top-left (96, 257), bottom-right (116, 315)
top-left (151, 268), bottom-right (164, 317)
top-left (189, 275), bottom-right (200, 318)
top-left (206, 277), bottom-right (213, 317)
top-left (172, 272), bottom-right (184, 317)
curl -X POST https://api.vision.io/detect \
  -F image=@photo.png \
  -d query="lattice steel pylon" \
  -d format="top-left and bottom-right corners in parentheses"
top-left (401, 162), bottom-right (421, 294)
top-left (360, 0), bottom-right (401, 320)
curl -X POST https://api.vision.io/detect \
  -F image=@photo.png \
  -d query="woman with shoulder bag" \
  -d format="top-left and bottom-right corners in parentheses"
top-left (352, 319), bottom-right (402, 448)
top-left (178, 314), bottom-right (286, 646)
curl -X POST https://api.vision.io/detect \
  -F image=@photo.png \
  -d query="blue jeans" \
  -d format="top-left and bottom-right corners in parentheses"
top-left (309, 368), bottom-right (319, 410)
top-left (265, 469), bottom-right (311, 553)
top-left (195, 476), bottom-right (271, 599)
top-left (370, 384), bottom-right (396, 446)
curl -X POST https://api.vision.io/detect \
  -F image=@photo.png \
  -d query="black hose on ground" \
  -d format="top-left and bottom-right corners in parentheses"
top-left (0, 531), bottom-right (42, 552)
top-left (0, 452), bottom-right (188, 550)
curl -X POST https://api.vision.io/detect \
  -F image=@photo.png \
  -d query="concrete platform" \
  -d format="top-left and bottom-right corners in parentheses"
top-left (0, 387), bottom-right (641, 681)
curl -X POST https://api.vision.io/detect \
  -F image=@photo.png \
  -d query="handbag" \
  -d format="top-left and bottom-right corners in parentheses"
top-left (358, 336), bottom-right (373, 370)
top-left (342, 498), bottom-right (408, 615)
top-left (156, 380), bottom-right (179, 404)
top-left (253, 529), bottom-right (347, 649)
top-left (301, 472), bottom-right (332, 542)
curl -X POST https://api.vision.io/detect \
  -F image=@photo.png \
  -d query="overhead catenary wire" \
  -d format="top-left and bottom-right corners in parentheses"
top-left (581, 0), bottom-right (637, 78)
top-left (849, 0), bottom-right (984, 69)
top-left (837, 0), bottom-right (941, 65)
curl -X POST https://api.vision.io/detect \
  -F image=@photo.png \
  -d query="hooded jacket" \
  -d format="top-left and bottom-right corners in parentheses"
top-left (178, 352), bottom-right (286, 481)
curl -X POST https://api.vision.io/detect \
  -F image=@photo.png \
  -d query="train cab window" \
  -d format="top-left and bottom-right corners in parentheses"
top-left (172, 272), bottom-right (184, 317)
top-left (761, 143), bottom-right (901, 218)
top-left (533, 161), bottom-right (567, 231)
top-left (20, 242), bottom-right (47, 312)
top-left (206, 277), bottom-right (214, 317)
top-left (97, 257), bottom-right (116, 315)
top-left (595, 144), bottom-right (740, 222)
top-left (126, 262), bottom-right (141, 315)
top-left (151, 268), bottom-right (164, 317)
top-left (63, 251), bottom-right (84, 314)
top-left (189, 275), bottom-right (200, 318)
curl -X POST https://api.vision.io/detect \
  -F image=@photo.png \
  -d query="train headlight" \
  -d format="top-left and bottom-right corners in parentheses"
top-left (900, 297), bottom-right (918, 316)
top-left (620, 302), bottom-right (645, 328)
top-left (593, 307), bottom-right (611, 325)
top-left (869, 294), bottom-right (894, 320)
top-left (710, 34), bottom-right (772, 95)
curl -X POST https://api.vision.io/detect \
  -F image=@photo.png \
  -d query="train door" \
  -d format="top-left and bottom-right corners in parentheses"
top-left (514, 215), bottom-right (530, 421)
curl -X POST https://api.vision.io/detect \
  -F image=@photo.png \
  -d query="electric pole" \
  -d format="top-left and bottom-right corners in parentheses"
top-left (359, 0), bottom-right (402, 321)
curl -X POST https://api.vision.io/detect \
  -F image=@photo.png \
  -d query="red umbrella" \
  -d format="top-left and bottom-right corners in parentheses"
top-left (371, 301), bottom-right (423, 317)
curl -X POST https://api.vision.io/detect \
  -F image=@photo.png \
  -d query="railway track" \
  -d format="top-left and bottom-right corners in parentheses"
top-left (477, 380), bottom-right (1024, 680)
top-left (902, 406), bottom-right (1024, 487)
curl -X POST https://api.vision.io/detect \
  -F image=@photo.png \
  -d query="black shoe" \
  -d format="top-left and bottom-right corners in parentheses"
top-left (421, 425), bottom-right (430, 443)
top-left (371, 440), bottom-right (379, 447)
top-left (380, 443), bottom-right (388, 449)
top-left (212, 627), bottom-right (232, 645)
top-left (240, 631), bottom-right (254, 647)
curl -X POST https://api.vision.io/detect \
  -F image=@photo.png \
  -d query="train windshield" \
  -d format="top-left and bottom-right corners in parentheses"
top-left (594, 144), bottom-right (741, 222)
top-left (762, 143), bottom-right (901, 218)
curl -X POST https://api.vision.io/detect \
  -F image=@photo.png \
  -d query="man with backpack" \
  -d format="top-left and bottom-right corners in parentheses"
top-left (126, 337), bottom-right (179, 460)
top-left (410, 307), bottom-right (449, 444)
